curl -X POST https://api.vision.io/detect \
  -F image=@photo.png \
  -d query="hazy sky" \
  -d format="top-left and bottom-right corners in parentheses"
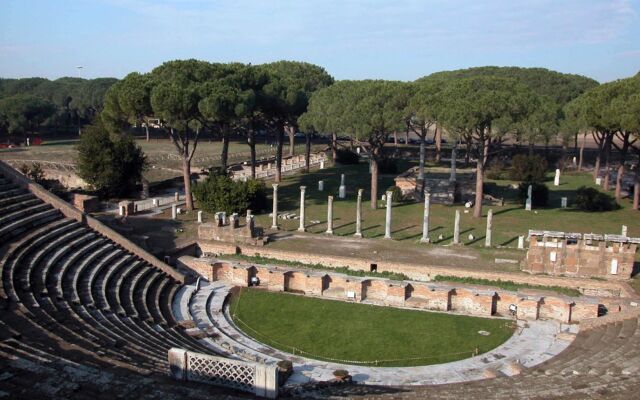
top-left (1, 0), bottom-right (639, 83)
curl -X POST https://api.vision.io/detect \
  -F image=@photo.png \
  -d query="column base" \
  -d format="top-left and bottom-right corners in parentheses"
top-left (353, 233), bottom-right (362, 238)
top-left (297, 227), bottom-right (306, 232)
top-left (325, 230), bottom-right (333, 235)
top-left (420, 237), bottom-right (430, 243)
top-left (271, 225), bottom-right (279, 230)
top-left (384, 235), bottom-right (392, 239)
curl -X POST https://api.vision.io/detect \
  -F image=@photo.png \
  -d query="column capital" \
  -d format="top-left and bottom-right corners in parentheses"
top-left (300, 186), bottom-right (306, 191)
top-left (272, 183), bottom-right (279, 189)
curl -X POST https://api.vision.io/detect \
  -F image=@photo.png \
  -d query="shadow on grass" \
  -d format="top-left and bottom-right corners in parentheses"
top-left (500, 236), bottom-right (519, 246)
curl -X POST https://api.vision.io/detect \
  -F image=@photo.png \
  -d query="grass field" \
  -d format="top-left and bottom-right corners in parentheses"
top-left (230, 288), bottom-right (515, 367)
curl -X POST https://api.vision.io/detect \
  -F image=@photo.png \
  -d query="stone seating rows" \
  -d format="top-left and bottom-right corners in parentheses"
top-left (0, 172), bottom-right (220, 381)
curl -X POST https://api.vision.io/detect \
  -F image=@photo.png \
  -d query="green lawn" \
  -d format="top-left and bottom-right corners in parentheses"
top-left (252, 162), bottom-right (640, 248)
top-left (230, 288), bottom-right (515, 367)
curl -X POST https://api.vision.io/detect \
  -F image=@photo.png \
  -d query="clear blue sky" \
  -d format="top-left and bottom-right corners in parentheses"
top-left (1, 0), bottom-right (639, 83)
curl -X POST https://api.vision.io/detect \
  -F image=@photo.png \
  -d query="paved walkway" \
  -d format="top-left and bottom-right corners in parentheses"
top-left (172, 281), bottom-right (578, 387)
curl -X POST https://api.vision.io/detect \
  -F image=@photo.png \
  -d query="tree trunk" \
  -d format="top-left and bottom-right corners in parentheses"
top-left (464, 137), bottom-right (471, 167)
top-left (578, 133), bottom-right (585, 172)
top-left (405, 130), bottom-right (409, 145)
top-left (393, 131), bottom-right (398, 147)
top-left (145, 124), bottom-right (150, 141)
top-left (603, 134), bottom-right (612, 191)
top-left (287, 125), bottom-right (295, 156)
top-left (275, 125), bottom-right (284, 183)
top-left (473, 156), bottom-right (484, 218)
top-left (370, 158), bottom-right (379, 209)
top-left (220, 127), bottom-right (230, 171)
top-left (248, 130), bottom-right (256, 179)
top-left (182, 157), bottom-right (194, 210)
top-left (528, 141), bottom-right (534, 156)
top-left (435, 124), bottom-right (442, 164)
top-left (305, 133), bottom-right (311, 173)
top-left (615, 163), bottom-right (624, 201)
top-left (418, 133), bottom-right (426, 181)
top-left (634, 155), bottom-right (640, 210)
top-left (331, 132), bottom-right (337, 161)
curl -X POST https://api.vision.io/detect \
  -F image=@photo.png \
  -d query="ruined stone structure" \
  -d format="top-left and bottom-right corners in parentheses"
top-left (198, 211), bottom-right (266, 246)
top-left (178, 257), bottom-right (599, 324)
top-left (72, 193), bottom-right (100, 213)
top-left (394, 166), bottom-right (474, 204)
top-left (230, 152), bottom-right (326, 181)
top-left (523, 230), bottom-right (639, 280)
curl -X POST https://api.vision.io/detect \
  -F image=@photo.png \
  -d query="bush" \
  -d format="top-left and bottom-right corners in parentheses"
top-left (575, 186), bottom-right (616, 211)
top-left (517, 182), bottom-right (549, 207)
top-left (335, 149), bottom-right (359, 165)
top-left (76, 120), bottom-right (147, 198)
top-left (19, 163), bottom-right (45, 183)
top-left (385, 186), bottom-right (404, 204)
top-left (509, 154), bottom-right (548, 183)
top-left (378, 157), bottom-right (398, 174)
top-left (333, 369), bottom-right (349, 379)
top-left (193, 173), bottom-right (267, 215)
top-left (486, 158), bottom-right (509, 180)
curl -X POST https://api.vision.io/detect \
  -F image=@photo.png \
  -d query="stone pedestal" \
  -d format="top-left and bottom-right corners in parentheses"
top-left (197, 211), bottom-right (203, 223)
top-left (517, 235), bottom-right (525, 249)
top-left (298, 186), bottom-right (306, 232)
top-left (174, 192), bottom-right (180, 202)
top-left (420, 193), bottom-right (431, 243)
top-left (561, 197), bottom-right (568, 208)
top-left (354, 189), bottom-right (363, 238)
top-left (318, 180), bottom-right (324, 191)
top-left (326, 196), bottom-right (334, 235)
top-left (384, 191), bottom-right (393, 239)
top-left (171, 204), bottom-right (177, 220)
top-left (622, 225), bottom-right (628, 237)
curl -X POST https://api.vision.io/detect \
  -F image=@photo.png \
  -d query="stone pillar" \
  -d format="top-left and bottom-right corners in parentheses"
top-left (525, 184), bottom-right (532, 211)
top-left (449, 146), bottom-right (457, 182)
top-left (298, 186), bottom-right (306, 232)
top-left (384, 191), bottom-right (393, 239)
top-left (271, 184), bottom-right (279, 230)
top-left (171, 204), bottom-right (177, 220)
top-left (354, 189), bottom-right (363, 238)
top-left (622, 225), bottom-right (628, 237)
top-left (561, 197), bottom-right (568, 208)
top-left (485, 209), bottom-right (493, 247)
top-left (420, 192), bottom-right (431, 243)
top-left (318, 180), bottom-right (324, 191)
top-left (119, 205), bottom-right (125, 216)
top-left (320, 160), bottom-right (325, 169)
top-left (453, 210), bottom-right (460, 244)
top-left (152, 198), bottom-right (159, 207)
top-left (518, 235), bottom-right (525, 249)
top-left (326, 196), bottom-right (334, 235)
top-left (197, 210), bottom-right (203, 223)
top-left (339, 174), bottom-right (346, 199)
top-left (554, 168), bottom-right (561, 186)
top-left (174, 192), bottom-right (180, 202)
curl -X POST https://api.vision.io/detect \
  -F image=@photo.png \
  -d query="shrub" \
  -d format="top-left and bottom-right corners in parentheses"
top-left (76, 120), bottom-right (147, 198)
top-left (378, 157), bottom-right (398, 174)
top-left (517, 182), bottom-right (549, 207)
top-left (333, 369), bottom-right (349, 379)
top-left (193, 173), bottom-right (267, 215)
top-left (335, 149), bottom-right (359, 165)
top-left (509, 154), bottom-right (548, 183)
top-left (385, 186), bottom-right (404, 204)
top-left (18, 163), bottom-right (45, 183)
top-left (486, 158), bottom-right (508, 180)
top-left (575, 186), bottom-right (616, 211)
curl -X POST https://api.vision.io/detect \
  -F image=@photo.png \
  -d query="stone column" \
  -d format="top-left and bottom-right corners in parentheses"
top-left (271, 184), bottom-right (279, 230)
top-left (449, 145), bottom-right (457, 183)
top-left (525, 184), bottom-right (532, 211)
top-left (197, 210), bottom-right (203, 223)
top-left (420, 192), bottom-right (431, 243)
top-left (485, 209), bottom-right (493, 247)
top-left (298, 186), bottom-right (306, 232)
top-left (174, 192), bottom-right (180, 202)
top-left (325, 196), bottom-right (334, 235)
top-left (554, 168), bottom-right (561, 186)
top-left (318, 180), bottom-right (324, 191)
top-left (517, 235), bottom-right (525, 249)
top-left (171, 204), bottom-right (177, 220)
top-left (453, 210), bottom-right (460, 244)
top-left (339, 174), bottom-right (346, 199)
top-left (384, 191), bottom-right (393, 239)
top-left (354, 189), bottom-right (363, 238)
top-left (622, 225), bottom-right (628, 237)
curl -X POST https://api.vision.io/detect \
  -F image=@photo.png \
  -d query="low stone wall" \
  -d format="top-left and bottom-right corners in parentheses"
top-left (0, 160), bottom-right (185, 284)
top-left (197, 240), bottom-right (634, 299)
top-left (178, 256), bottom-right (600, 323)
top-left (168, 348), bottom-right (278, 399)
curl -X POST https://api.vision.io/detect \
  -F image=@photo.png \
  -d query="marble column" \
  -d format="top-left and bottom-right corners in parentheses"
top-left (420, 192), bottom-right (431, 243)
top-left (485, 209), bottom-right (493, 247)
top-left (197, 210), bottom-right (203, 223)
top-left (354, 189), bottom-right (363, 238)
top-left (339, 174), bottom-right (346, 199)
top-left (298, 186), bottom-right (306, 232)
top-left (271, 184), bottom-right (279, 230)
top-left (325, 196), bottom-right (334, 234)
top-left (171, 204), bottom-right (177, 220)
top-left (453, 210), bottom-right (460, 244)
top-left (384, 191), bottom-right (393, 239)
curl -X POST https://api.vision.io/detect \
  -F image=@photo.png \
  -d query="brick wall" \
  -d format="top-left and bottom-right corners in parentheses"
top-left (178, 256), bottom-right (600, 323)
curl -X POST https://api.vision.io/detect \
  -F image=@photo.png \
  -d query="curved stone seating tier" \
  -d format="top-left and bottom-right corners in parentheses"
top-left (0, 170), bottom-right (219, 379)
